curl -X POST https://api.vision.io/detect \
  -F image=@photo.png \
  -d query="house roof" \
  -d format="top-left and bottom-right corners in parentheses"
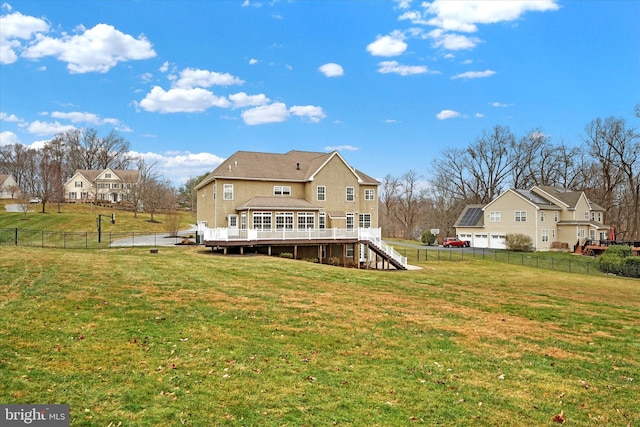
top-left (0, 174), bottom-right (13, 186)
top-left (533, 185), bottom-right (605, 211)
top-left (454, 204), bottom-right (485, 227)
top-left (196, 150), bottom-right (379, 189)
top-left (514, 189), bottom-right (562, 210)
top-left (70, 169), bottom-right (140, 183)
top-left (236, 196), bottom-right (321, 211)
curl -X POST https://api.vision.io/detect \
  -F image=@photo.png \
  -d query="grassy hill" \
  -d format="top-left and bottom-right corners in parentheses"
top-left (0, 200), bottom-right (196, 233)
top-left (1, 245), bottom-right (638, 426)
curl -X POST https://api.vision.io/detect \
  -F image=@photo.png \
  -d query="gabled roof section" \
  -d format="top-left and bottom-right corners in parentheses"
top-left (483, 189), bottom-right (547, 211)
top-left (196, 150), bottom-right (379, 188)
top-left (455, 204), bottom-right (485, 227)
top-left (533, 186), bottom-right (582, 209)
top-left (513, 189), bottom-right (562, 210)
top-left (70, 170), bottom-right (101, 183)
top-left (0, 174), bottom-right (14, 186)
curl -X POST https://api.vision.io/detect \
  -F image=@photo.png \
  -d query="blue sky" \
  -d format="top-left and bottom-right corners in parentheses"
top-left (1, 0), bottom-right (639, 185)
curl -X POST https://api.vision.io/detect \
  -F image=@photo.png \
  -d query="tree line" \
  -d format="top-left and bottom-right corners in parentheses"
top-left (0, 128), bottom-right (175, 219)
top-left (380, 109), bottom-right (640, 242)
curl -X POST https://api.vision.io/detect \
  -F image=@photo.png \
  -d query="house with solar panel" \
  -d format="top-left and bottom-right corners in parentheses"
top-left (454, 186), bottom-right (611, 251)
top-left (195, 150), bottom-right (407, 269)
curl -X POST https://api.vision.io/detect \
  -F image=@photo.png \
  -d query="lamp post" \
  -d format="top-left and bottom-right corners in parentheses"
top-left (97, 213), bottom-right (115, 243)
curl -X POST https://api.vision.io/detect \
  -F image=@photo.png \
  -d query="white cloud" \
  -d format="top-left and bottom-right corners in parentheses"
top-left (50, 110), bottom-right (121, 125)
top-left (491, 101), bottom-right (511, 107)
top-left (0, 130), bottom-right (21, 146)
top-left (452, 69), bottom-right (496, 79)
top-left (228, 92), bottom-right (270, 109)
top-left (138, 86), bottom-right (230, 113)
top-left (318, 62), bottom-right (344, 77)
top-left (366, 31), bottom-right (407, 57)
top-left (159, 61), bottom-right (170, 73)
top-left (436, 109), bottom-right (461, 120)
top-left (173, 68), bottom-right (244, 89)
top-left (0, 112), bottom-right (24, 123)
top-left (0, 10), bottom-right (49, 64)
top-left (475, 113), bottom-right (484, 118)
top-left (27, 120), bottom-right (76, 135)
top-left (423, 0), bottom-right (559, 33)
top-left (129, 150), bottom-right (225, 185)
top-left (289, 105), bottom-right (326, 123)
top-left (241, 102), bottom-right (290, 125)
top-left (377, 60), bottom-right (429, 76)
top-left (249, 58), bottom-right (258, 65)
top-left (22, 23), bottom-right (156, 73)
top-left (324, 145), bottom-right (360, 152)
top-left (431, 32), bottom-right (480, 50)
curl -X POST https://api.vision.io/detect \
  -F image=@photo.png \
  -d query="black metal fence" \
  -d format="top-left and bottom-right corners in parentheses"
top-left (398, 246), bottom-right (639, 277)
top-left (0, 228), bottom-right (190, 249)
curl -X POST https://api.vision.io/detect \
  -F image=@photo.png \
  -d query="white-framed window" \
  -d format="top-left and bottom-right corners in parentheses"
top-left (69, 192), bottom-right (77, 199)
top-left (590, 229), bottom-right (596, 240)
top-left (578, 229), bottom-right (585, 238)
top-left (317, 186), bottom-right (326, 201)
top-left (542, 229), bottom-right (549, 242)
top-left (359, 213), bottom-right (371, 228)
top-left (228, 215), bottom-right (238, 228)
top-left (515, 211), bottom-right (527, 222)
top-left (241, 212), bottom-right (247, 229)
top-left (346, 213), bottom-right (354, 230)
top-left (489, 211), bottom-right (501, 222)
top-left (105, 173), bottom-right (111, 178)
top-left (298, 212), bottom-right (315, 230)
top-left (276, 212), bottom-right (294, 230)
top-left (75, 181), bottom-right (83, 188)
top-left (112, 183), bottom-right (119, 189)
top-left (554, 212), bottom-right (559, 222)
top-left (584, 211), bottom-right (589, 220)
top-left (253, 212), bottom-right (272, 230)
top-left (552, 229), bottom-right (556, 238)
top-left (213, 185), bottom-right (216, 200)
top-left (540, 212), bottom-right (545, 222)
top-left (81, 192), bottom-right (88, 199)
top-left (346, 244), bottom-right (354, 257)
top-left (346, 187), bottom-right (355, 202)
top-left (274, 186), bottom-right (291, 196)
top-left (223, 184), bottom-right (234, 200)
top-left (364, 189), bottom-right (375, 201)
top-left (319, 212), bottom-right (326, 229)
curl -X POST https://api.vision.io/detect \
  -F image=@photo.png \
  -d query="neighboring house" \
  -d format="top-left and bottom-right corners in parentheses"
top-left (455, 185), bottom-right (610, 251)
top-left (64, 168), bottom-right (140, 203)
top-left (196, 150), bottom-right (406, 269)
top-left (0, 174), bottom-right (20, 199)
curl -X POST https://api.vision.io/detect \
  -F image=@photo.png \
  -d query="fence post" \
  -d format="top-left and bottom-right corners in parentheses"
top-left (569, 260), bottom-right (571, 273)
top-left (15, 228), bottom-right (18, 246)
top-left (41, 230), bottom-right (44, 248)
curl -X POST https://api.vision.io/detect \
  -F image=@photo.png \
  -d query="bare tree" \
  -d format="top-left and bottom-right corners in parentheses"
top-left (582, 116), bottom-right (639, 239)
top-left (58, 128), bottom-right (133, 171)
top-left (393, 170), bottom-right (427, 240)
top-left (143, 179), bottom-right (176, 222)
top-left (378, 174), bottom-right (401, 238)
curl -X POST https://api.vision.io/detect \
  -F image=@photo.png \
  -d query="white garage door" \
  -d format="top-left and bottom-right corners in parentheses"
top-left (490, 234), bottom-right (506, 249)
top-left (474, 233), bottom-right (489, 248)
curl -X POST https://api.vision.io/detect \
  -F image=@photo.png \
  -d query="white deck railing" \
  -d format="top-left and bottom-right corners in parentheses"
top-left (201, 226), bottom-right (407, 268)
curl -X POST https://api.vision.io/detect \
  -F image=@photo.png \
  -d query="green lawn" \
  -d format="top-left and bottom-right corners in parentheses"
top-left (1, 246), bottom-right (638, 426)
top-left (0, 200), bottom-right (195, 233)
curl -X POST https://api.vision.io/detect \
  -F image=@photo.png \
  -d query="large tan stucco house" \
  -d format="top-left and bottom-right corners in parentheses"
top-left (196, 150), bottom-right (406, 269)
top-left (0, 174), bottom-right (19, 199)
top-left (454, 185), bottom-right (610, 251)
top-left (64, 168), bottom-right (140, 204)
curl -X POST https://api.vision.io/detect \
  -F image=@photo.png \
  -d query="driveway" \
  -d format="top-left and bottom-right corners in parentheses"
top-left (108, 226), bottom-right (198, 247)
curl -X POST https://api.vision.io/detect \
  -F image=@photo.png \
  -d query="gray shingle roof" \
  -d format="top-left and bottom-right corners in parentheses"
top-left (236, 196), bottom-right (321, 210)
top-left (198, 150), bottom-right (379, 187)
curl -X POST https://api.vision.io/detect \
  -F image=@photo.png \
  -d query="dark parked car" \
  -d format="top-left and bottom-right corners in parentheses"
top-left (442, 237), bottom-right (469, 248)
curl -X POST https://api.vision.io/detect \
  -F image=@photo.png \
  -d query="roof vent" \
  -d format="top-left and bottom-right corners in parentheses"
top-left (296, 163), bottom-right (300, 170)
top-left (228, 164), bottom-right (232, 171)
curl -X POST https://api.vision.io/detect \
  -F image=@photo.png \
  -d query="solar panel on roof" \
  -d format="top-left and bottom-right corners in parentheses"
top-left (458, 207), bottom-right (483, 226)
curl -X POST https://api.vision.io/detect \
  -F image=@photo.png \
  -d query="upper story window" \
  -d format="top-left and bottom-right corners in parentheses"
top-left (359, 213), bottom-right (371, 228)
top-left (346, 213), bottom-right (355, 229)
top-left (346, 187), bottom-right (355, 202)
top-left (105, 173), bottom-right (111, 178)
top-left (540, 212), bottom-right (545, 222)
top-left (584, 211), bottom-right (589, 220)
top-left (274, 186), bottom-right (291, 196)
top-left (554, 212), bottom-right (559, 222)
top-left (489, 211), bottom-right (501, 222)
top-left (112, 183), bottom-right (119, 189)
top-left (364, 189), bottom-right (375, 201)
top-left (515, 211), bottom-right (527, 222)
top-left (223, 184), bottom-right (234, 200)
top-left (75, 181), bottom-right (83, 188)
top-left (317, 186), bottom-right (326, 201)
